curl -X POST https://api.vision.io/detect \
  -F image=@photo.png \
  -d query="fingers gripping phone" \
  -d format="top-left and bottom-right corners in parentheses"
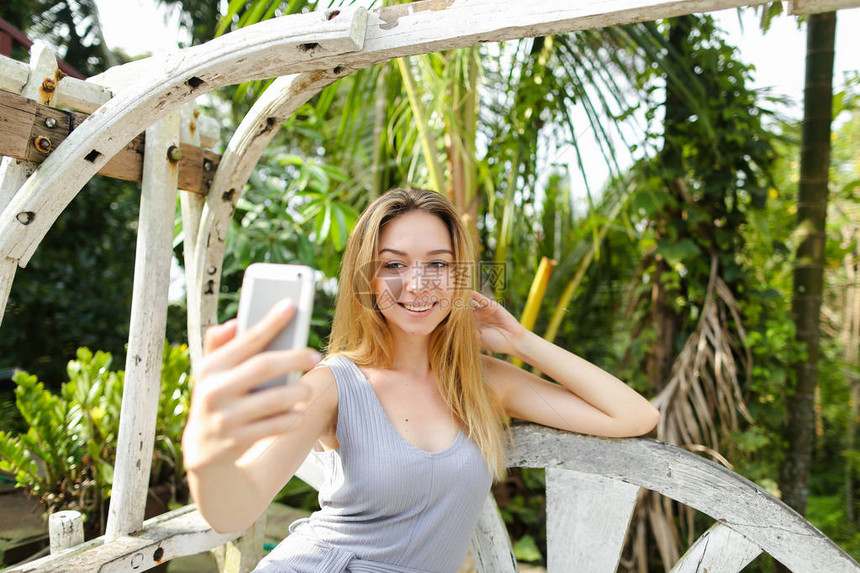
top-left (236, 263), bottom-right (316, 391)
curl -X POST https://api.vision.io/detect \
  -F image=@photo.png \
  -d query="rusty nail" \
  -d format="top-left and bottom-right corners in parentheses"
top-left (34, 136), bottom-right (52, 154)
top-left (167, 145), bottom-right (182, 162)
top-left (45, 117), bottom-right (57, 128)
top-left (16, 211), bottom-right (35, 225)
top-left (41, 78), bottom-right (56, 92)
top-left (203, 159), bottom-right (213, 172)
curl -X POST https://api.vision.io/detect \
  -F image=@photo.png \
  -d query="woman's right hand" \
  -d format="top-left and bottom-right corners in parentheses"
top-left (182, 299), bottom-right (322, 471)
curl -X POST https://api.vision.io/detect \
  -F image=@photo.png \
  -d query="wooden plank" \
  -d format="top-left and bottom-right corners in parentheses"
top-left (0, 256), bottom-right (17, 327)
top-left (178, 102), bottom-right (207, 368)
top-left (0, 54), bottom-right (29, 93)
top-left (671, 522), bottom-right (761, 573)
top-left (507, 424), bottom-right (860, 573)
top-left (545, 468), bottom-right (639, 573)
top-left (52, 76), bottom-right (112, 114)
top-left (0, 42), bottom-right (58, 323)
top-left (98, 136), bottom-right (144, 183)
top-left (0, 7), bottom-right (368, 266)
top-left (0, 90), bottom-right (217, 193)
top-left (8, 505), bottom-right (241, 573)
top-left (25, 104), bottom-right (71, 163)
top-left (213, 515), bottom-right (265, 573)
top-left (0, 89), bottom-right (36, 158)
top-left (104, 110), bottom-right (181, 541)
top-left (789, 0), bottom-right (860, 13)
top-left (294, 451), bottom-right (327, 490)
top-left (469, 493), bottom-right (518, 573)
top-left (198, 115), bottom-right (220, 149)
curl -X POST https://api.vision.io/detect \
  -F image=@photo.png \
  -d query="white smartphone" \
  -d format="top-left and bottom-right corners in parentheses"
top-left (236, 263), bottom-right (316, 390)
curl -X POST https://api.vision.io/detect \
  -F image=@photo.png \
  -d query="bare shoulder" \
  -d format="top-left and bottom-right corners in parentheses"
top-left (480, 353), bottom-right (527, 400)
top-left (295, 363), bottom-right (338, 422)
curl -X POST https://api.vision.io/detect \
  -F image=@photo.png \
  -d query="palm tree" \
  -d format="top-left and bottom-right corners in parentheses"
top-left (779, 10), bottom-right (837, 519)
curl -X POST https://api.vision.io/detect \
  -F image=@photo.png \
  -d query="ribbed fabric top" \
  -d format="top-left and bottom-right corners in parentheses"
top-left (257, 354), bottom-right (493, 573)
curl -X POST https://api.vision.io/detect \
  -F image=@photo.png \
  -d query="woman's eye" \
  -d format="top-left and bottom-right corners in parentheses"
top-left (383, 262), bottom-right (405, 270)
top-left (428, 261), bottom-right (449, 269)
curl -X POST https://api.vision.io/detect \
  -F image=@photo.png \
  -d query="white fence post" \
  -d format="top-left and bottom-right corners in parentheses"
top-left (49, 511), bottom-right (84, 554)
top-left (0, 43), bottom-right (59, 326)
top-left (105, 109), bottom-right (181, 541)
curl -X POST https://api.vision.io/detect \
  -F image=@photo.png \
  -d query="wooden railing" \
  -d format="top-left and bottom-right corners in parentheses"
top-left (9, 424), bottom-right (860, 572)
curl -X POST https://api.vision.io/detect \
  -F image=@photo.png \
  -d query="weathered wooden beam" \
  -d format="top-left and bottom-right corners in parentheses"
top-left (0, 6), bottom-right (366, 266)
top-left (104, 110), bottom-right (181, 541)
top-left (52, 75), bottom-right (112, 114)
top-left (0, 89), bottom-right (219, 194)
top-left (507, 424), bottom-right (859, 573)
top-left (789, 0), bottom-right (860, 13)
top-left (0, 43), bottom-right (59, 325)
top-left (0, 53), bottom-right (29, 93)
top-left (7, 505), bottom-right (240, 573)
top-left (545, 469), bottom-right (640, 572)
top-left (671, 522), bottom-right (761, 573)
top-left (469, 493), bottom-right (518, 573)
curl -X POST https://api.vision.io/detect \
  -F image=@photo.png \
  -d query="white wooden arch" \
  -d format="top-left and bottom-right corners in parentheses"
top-left (3, 0), bottom-right (860, 571)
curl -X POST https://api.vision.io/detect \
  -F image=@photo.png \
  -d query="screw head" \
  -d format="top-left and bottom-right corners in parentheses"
top-left (203, 159), bottom-right (213, 172)
top-left (34, 135), bottom-right (52, 154)
top-left (44, 117), bottom-right (57, 128)
top-left (167, 145), bottom-right (182, 162)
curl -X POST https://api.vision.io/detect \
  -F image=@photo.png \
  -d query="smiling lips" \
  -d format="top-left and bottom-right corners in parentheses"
top-left (399, 301), bottom-right (436, 313)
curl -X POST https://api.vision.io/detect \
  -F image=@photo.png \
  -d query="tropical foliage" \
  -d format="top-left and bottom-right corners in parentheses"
top-left (0, 345), bottom-right (191, 535)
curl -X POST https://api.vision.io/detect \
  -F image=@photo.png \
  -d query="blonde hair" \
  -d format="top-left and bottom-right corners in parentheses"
top-left (327, 188), bottom-right (508, 478)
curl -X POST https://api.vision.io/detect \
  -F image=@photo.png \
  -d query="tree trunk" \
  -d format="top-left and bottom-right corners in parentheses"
top-left (647, 16), bottom-right (693, 391)
top-left (779, 11), bottom-right (837, 521)
top-left (846, 232), bottom-right (859, 523)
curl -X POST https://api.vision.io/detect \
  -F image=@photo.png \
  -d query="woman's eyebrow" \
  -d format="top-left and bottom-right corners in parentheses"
top-left (378, 248), bottom-right (454, 256)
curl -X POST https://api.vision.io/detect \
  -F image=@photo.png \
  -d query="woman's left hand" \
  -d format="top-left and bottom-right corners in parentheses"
top-left (471, 290), bottom-right (528, 356)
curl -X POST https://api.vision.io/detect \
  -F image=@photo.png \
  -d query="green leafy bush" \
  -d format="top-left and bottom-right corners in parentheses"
top-left (0, 344), bottom-right (191, 533)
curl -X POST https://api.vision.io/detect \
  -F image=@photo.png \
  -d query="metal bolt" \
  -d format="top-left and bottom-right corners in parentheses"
top-left (167, 145), bottom-right (182, 162)
top-left (203, 159), bottom-right (213, 172)
top-left (41, 78), bottom-right (56, 92)
top-left (44, 117), bottom-right (57, 129)
top-left (34, 135), bottom-right (52, 154)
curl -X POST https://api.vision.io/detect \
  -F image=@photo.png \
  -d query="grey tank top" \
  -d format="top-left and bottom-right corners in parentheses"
top-left (253, 355), bottom-right (493, 573)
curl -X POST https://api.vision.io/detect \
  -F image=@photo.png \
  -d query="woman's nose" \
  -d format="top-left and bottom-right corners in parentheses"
top-left (406, 266), bottom-right (423, 293)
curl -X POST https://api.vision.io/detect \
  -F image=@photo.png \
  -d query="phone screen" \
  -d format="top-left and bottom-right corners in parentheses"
top-left (243, 276), bottom-right (306, 354)
top-left (237, 264), bottom-right (315, 390)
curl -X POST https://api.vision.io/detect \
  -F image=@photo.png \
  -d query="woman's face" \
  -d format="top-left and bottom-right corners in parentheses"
top-left (373, 210), bottom-right (457, 338)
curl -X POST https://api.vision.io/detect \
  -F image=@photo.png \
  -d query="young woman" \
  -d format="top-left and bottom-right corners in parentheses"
top-left (182, 188), bottom-right (659, 572)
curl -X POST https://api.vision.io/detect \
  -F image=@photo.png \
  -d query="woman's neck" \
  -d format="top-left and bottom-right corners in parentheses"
top-left (387, 330), bottom-right (433, 377)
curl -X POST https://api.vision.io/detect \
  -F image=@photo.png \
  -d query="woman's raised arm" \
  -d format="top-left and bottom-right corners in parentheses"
top-left (181, 300), bottom-right (335, 533)
top-left (471, 291), bottom-right (659, 438)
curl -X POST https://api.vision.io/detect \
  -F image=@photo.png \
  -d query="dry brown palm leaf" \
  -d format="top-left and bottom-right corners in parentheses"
top-left (651, 256), bottom-right (753, 463)
top-left (622, 256), bottom-right (754, 572)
